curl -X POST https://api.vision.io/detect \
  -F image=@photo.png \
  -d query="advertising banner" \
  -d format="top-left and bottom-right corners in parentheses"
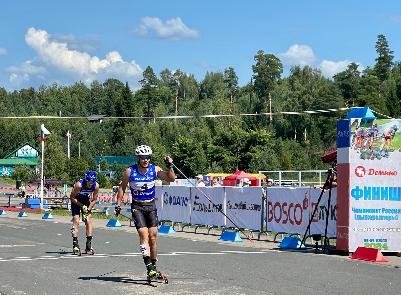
top-left (309, 187), bottom-right (337, 237)
top-left (190, 187), bottom-right (225, 227)
top-left (266, 187), bottom-right (310, 234)
top-left (225, 187), bottom-right (263, 231)
top-left (267, 187), bottom-right (337, 236)
top-left (156, 186), bottom-right (191, 223)
top-left (348, 118), bottom-right (401, 252)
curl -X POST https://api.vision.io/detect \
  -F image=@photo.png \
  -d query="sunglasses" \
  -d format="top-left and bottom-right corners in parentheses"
top-left (139, 155), bottom-right (151, 161)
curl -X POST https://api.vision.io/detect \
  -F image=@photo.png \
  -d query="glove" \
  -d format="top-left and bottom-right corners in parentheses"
top-left (81, 205), bottom-right (90, 222)
top-left (164, 156), bottom-right (173, 169)
top-left (82, 205), bottom-right (89, 214)
top-left (115, 205), bottom-right (121, 216)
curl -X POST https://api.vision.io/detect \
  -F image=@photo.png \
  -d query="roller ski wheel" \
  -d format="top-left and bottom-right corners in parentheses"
top-left (73, 246), bottom-right (81, 256)
top-left (157, 271), bottom-right (169, 284)
top-left (85, 248), bottom-right (95, 255)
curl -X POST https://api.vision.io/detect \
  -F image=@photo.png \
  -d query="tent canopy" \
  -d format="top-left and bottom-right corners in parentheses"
top-left (224, 170), bottom-right (257, 180)
top-left (346, 107), bottom-right (376, 120)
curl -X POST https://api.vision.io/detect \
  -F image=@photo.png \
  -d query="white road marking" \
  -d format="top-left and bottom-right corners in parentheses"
top-left (14, 256), bottom-right (31, 259)
top-left (0, 250), bottom-right (269, 262)
top-left (0, 244), bottom-right (36, 248)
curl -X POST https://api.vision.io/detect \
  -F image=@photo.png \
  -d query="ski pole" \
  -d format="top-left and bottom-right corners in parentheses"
top-left (171, 163), bottom-right (253, 242)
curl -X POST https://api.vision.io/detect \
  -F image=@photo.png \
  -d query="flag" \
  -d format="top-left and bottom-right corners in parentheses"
top-left (39, 124), bottom-right (50, 141)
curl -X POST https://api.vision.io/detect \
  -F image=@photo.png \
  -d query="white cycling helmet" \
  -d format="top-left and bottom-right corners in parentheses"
top-left (135, 145), bottom-right (152, 156)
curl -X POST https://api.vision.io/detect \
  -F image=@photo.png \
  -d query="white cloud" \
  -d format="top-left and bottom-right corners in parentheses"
top-left (278, 44), bottom-right (363, 78)
top-left (135, 17), bottom-right (199, 40)
top-left (279, 44), bottom-right (316, 67)
top-left (50, 33), bottom-right (99, 52)
top-left (7, 27), bottom-right (143, 88)
top-left (319, 60), bottom-right (352, 78)
top-left (0, 48), bottom-right (7, 56)
top-left (7, 60), bottom-right (46, 83)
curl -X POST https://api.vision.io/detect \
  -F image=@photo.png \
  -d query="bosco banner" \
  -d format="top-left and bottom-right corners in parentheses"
top-left (266, 187), bottom-right (310, 234)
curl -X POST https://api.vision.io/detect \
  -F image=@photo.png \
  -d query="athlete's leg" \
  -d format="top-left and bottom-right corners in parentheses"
top-left (148, 226), bottom-right (158, 259)
top-left (71, 205), bottom-right (81, 254)
top-left (85, 215), bottom-right (94, 253)
top-left (85, 215), bottom-right (93, 237)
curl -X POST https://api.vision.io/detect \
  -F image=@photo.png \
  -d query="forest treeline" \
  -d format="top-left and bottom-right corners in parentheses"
top-left (1, 34), bottom-right (400, 187)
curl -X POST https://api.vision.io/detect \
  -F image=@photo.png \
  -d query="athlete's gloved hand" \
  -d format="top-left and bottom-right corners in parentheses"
top-left (82, 205), bottom-right (89, 215)
top-left (81, 205), bottom-right (90, 222)
top-left (164, 156), bottom-right (173, 169)
top-left (115, 205), bottom-right (121, 216)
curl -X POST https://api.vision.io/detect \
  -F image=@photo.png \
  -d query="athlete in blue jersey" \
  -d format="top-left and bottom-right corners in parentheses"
top-left (115, 145), bottom-right (175, 282)
top-left (69, 171), bottom-right (99, 255)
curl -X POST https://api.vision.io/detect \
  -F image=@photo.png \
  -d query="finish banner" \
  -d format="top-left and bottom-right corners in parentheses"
top-left (337, 117), bottom-right (401, 252)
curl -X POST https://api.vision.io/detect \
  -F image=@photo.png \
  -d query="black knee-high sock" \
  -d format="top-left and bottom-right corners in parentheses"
top-left (86, 236), bottom-right (92, 249)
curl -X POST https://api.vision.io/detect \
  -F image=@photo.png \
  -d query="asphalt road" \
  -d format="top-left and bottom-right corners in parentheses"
top-left (1, 215), bottom-right (401, 295)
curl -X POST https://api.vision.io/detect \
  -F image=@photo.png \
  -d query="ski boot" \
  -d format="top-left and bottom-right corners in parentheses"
top-left (85, 237), bottom-right (94, 255)
top-left (72, 245), bottom-right (81, 256)
top-left (85, 247), bottom-right (94, 255)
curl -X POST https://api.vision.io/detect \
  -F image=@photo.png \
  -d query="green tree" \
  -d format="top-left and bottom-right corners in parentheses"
top-left (43, 135), bottom-right (68, 179)
top-left (12, 164), bottom-right (34, 181)
top-left (66, 157), bottom-right (90, 185)
top-left (139, 66), bottom-right (159, 118)
top-left (334, 62), bottom-right (361, 106)
top-left (252, 50), bottom-right (283, 102)
top-left (374, 34), bottom-right (394, 82)
top-left (223, 67), bottom-right (239, 103)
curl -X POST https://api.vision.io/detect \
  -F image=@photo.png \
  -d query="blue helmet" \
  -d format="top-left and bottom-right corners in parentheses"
top-left (84, 171), bottom-right (97, 183)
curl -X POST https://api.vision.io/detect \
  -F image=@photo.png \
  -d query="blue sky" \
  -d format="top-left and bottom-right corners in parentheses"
top-left (1, 0), bottom-right (401, 91)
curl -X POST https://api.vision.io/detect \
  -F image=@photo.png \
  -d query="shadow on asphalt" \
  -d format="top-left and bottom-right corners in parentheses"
top-left (78, 276), bottom-right (155, 286)
top-left (45, 251), bottom-right (72, 255)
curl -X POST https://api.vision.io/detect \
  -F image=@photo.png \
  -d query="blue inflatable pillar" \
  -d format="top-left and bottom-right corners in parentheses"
top-left (219, 230), bottom-right (243, 242)
top-left (279, 237), bottom-right (304, 249)
top-left (42, 212), bottom-right (54, 219)
top-left (106, 218), bottom-right (122, 227)
top-left (18, 211), bottom-right (28, 217)
top-left (158, 225), bottom-right (175, 234)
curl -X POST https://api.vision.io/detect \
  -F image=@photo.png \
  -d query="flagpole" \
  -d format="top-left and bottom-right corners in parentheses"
top-left (40, 139), bottom-right (44, 210)
top-left (67, 130), bottom-right (70, 159)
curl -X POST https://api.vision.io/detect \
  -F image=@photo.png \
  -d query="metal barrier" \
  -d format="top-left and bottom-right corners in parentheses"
top-left (258, 170), bottom-right (327, 187)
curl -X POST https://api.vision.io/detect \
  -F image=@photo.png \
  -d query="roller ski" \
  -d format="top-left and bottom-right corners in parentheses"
top-left (72, 245), bottom-right (81, 256)
top-left (146, 262), bottom-right (168, 285)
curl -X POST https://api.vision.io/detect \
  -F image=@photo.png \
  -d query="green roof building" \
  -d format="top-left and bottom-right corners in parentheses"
top-left (0, 144), bottom-right (39, 177)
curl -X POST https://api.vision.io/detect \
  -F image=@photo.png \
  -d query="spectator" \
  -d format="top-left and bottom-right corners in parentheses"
top-left (211, 176), bottom-right (221, 187)
top-left (267, 178), bottom-right (274, 187)
top-left (196, 175), bottom-right (206, 187)
top-left (242, 178), bottom-right (250, 187)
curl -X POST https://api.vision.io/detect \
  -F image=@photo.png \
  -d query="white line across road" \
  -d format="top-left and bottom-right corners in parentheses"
top-left (0, 250), bottom-right (271, 262)
top-left (0, 244), bottom-right (36, 248)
